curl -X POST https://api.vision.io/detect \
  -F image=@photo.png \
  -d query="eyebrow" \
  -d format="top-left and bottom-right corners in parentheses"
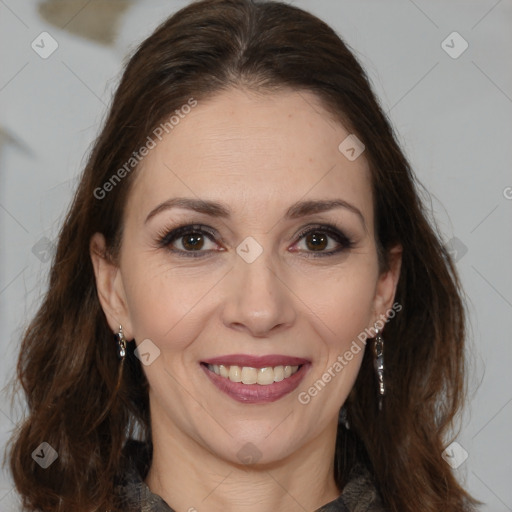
top-left (144, 197), bottom-right (366, 229)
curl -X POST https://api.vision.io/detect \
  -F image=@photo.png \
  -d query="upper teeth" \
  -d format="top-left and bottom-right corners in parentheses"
top-left (207, 364), bottom-right (300, 385)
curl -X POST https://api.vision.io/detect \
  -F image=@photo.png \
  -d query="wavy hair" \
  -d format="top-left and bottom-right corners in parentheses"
top-left (8, 0), bottom-right (479, 510)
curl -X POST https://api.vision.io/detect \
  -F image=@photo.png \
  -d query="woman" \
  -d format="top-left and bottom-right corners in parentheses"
top-left (9, 0), bottom-right (480, 511)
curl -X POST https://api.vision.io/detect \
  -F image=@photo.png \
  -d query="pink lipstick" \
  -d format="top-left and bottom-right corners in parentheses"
top-left (200, 354), bottom-right (311, 404)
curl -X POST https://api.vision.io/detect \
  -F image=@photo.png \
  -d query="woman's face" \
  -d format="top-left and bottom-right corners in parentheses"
top-left (91, 87), bottom-right (401, 465)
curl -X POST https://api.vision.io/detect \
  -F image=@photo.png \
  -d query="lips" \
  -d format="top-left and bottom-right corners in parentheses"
top-left (202, 354), bottom-right (310, 367)
top-left (200, 354), bottom-right (311, 404)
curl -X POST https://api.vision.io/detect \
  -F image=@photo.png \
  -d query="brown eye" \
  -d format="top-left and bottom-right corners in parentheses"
top-left (293, 224), bottom-right (354, 257)
top-left (182, 233), bottom-right (205, 251)
top-left (305, 232), bottom-right (328, 251)
top-left (157, 224), bottom-right (220, 257)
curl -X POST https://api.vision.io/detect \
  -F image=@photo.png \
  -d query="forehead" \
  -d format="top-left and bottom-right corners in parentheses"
top-left (127, 88), bottom-right (373, 226)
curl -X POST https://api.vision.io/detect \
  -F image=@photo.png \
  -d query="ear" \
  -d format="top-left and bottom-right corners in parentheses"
top-left (371, 244), bottom-right (402, 325)
top-left (89, 232), bottom-right (134, 340)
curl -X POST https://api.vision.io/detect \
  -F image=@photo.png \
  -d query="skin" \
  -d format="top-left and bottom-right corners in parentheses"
top-left (90, 87), bottom-right (402, 512)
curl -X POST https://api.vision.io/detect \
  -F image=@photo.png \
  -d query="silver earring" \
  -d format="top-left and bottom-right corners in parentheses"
top-left (338, 405), bottom-right (350, 430)
top-left (116, 325), bottom-right (127, 359)
top-left (373, 328), bottom-right (385, 410)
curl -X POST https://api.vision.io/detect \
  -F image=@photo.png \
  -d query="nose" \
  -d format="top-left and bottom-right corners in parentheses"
top-left (220, 249), bottom-right (297, 338)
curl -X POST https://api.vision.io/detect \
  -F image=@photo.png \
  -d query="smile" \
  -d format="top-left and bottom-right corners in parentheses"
top-left (200, 354), bottom-right (311, 403)
top-left (206, 363), bottom-right (300, 385)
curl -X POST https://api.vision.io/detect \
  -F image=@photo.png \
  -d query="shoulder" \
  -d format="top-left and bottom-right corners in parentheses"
top-left (114, 439), bottom-right (175, 512)
top-left (317, 463), bottom-right (385, 512)
top-left (341, 463), bottom-right (385, 512)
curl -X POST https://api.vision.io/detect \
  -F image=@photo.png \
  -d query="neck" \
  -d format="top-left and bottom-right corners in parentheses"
top-left (145, 410), bottom-right (341, 512)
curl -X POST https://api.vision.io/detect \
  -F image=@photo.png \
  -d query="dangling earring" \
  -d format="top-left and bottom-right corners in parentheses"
top-left (116, 324), bottom-right (127, 359)
top-left (338, 405), bottom-right (350, 430)
top-left (373, 328), bottom-right (385, 410)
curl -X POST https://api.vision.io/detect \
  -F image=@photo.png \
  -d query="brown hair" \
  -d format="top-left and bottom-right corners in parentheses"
top-left (8, 0), bottom-right (480, 510)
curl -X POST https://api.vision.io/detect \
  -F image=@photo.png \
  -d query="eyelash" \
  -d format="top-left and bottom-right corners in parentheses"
top-left (155, 223), bottom-right (354, 258)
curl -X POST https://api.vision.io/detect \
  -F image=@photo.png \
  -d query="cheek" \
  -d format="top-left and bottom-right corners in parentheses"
top-left (120, 253), bottom-right (226, 348)
top-left (328, 286), bottom-right (375, 346)
top-left (290, 258), bottom-right (379, 346)
top-left (294, 263), bottom-right (376, 408)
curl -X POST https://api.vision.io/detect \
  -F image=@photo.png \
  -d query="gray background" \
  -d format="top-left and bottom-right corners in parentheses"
top-left (1, 0), bottom-right (511, 510)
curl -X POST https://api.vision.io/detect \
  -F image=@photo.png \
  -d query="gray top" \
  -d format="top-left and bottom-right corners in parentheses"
top-left (115, 440), bottom-right (385, 511)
